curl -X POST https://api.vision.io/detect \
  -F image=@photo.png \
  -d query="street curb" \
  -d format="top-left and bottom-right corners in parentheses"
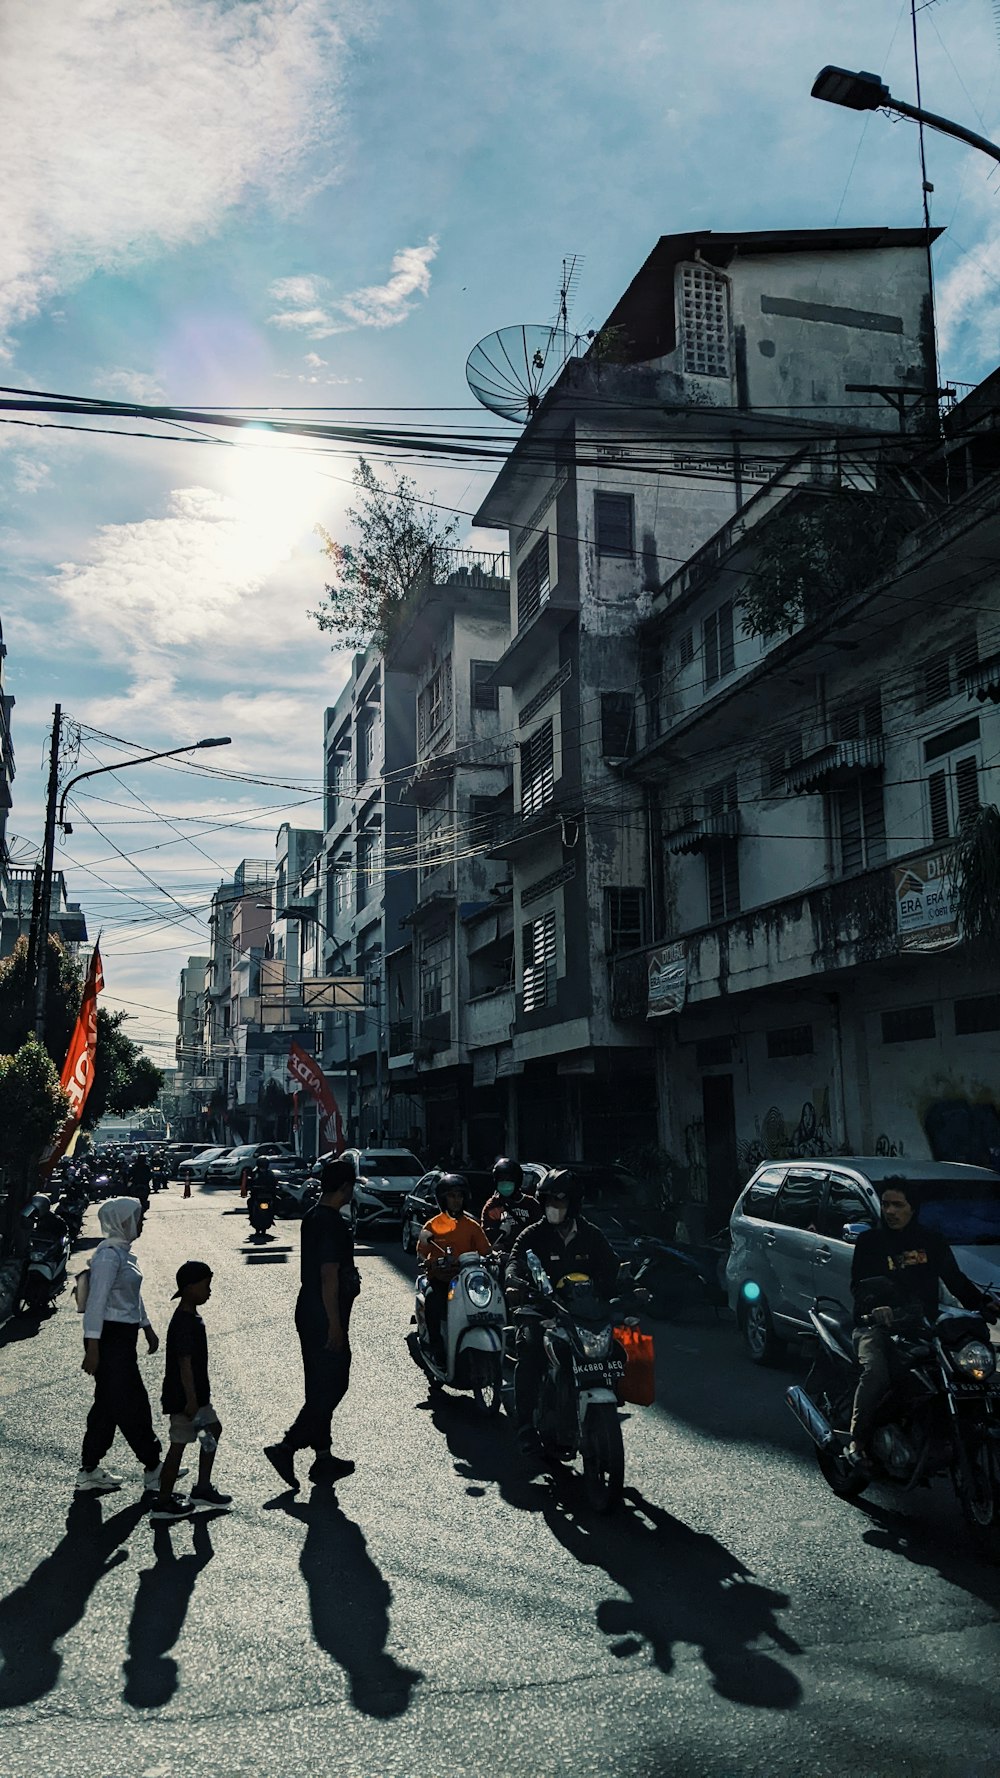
top-left (0, 1257), bottom-right (22, 1325)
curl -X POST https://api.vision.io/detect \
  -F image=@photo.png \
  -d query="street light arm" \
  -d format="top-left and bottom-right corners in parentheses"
top-left (57, 737), bottom-right (231, 827)
top-left (884, 95), bottom-right (1000, 167)
top-left (812, 64), bottom-right (1000, 166)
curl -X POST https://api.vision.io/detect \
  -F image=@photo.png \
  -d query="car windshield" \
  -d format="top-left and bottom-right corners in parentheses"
top-left (915, 1181), bottom-right (1000, 1245)
top-left (360, 1153), bottom-right (421, 1177)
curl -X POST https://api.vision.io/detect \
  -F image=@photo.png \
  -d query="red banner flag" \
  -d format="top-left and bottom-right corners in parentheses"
top-left (40, 943), bottom-right (104, 1174)
top-left (287, 1041), bottom-right (343, 1155)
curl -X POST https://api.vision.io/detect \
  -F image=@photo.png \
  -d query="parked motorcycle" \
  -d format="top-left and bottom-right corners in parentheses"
top-left (787, 1293), bottom-right (1000, 1551)
top-left (514, 1253), bottom-right (633, 1512)
top-left (17, 1198), bottom-right (71, 1315)
top-left (408, 1251), bottom-right (505, 1413)
top-left (247, 1185), bottom-right (276, 1237)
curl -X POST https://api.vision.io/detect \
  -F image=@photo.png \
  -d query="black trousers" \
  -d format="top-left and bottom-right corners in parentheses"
top-left (284, 1300), bottom-right (352, 1453)
top-left (514, 1323), bottom-right (545, 1432)
top-left (81, 1322), bottom-right (161, 1473)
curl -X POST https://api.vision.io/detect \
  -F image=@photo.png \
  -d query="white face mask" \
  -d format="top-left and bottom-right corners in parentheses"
top-left (545, 1205), bottom-right (567, 1225)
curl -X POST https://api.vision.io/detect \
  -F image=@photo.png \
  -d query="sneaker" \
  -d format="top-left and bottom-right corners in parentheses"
top-left (148, 1494), bottom-right (195, 1522)
top-left (142, 1462), bottom-right (188, 1494)
top-left (190, 1483), bottom-right (233, 1509)
top-left (263, 1442), bottom-right (299, 1491)
top-left (308, 1454), bottom-right (355, 1483)
top-left (75, 1465), bottom-right (122, 1492)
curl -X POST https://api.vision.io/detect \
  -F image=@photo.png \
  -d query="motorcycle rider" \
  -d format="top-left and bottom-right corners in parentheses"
top-left (507, 1169), bottom-right (620, 1453)
top-left (129, 1153), bottom-right (152, 1211)
top-left (481, 1157), bottom-right (541, 1260)
top-left (416, 1173), bottom-right (491, 1359)
top-left (848, 1176), bottom-right (998, 1464)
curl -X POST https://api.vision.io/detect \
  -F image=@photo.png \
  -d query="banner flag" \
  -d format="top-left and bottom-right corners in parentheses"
top-left (287, 1041), bottom-right (344, 1155)
top-left (40, 943), bottom-right (104, 1174)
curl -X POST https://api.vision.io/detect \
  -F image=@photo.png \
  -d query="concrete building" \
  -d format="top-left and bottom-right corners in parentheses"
top-left (383, 545), bottom-right (512, 1163)
top-left (201, 858), bottom-right (273, 1143)
top-left (319, 645), bottom-right (417, 1146)
top-left (0, 866), bottom-right (88, 960)
top-left (174, 956), bottom-right (210, 1137)
top-left (0, 616), bottom-right (14, 913)
top-left (472, 226), bottom-right (939, 1169)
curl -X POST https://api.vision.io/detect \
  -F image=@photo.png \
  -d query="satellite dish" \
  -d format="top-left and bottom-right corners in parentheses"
top-left (466, 325), bottom-right (568, 423)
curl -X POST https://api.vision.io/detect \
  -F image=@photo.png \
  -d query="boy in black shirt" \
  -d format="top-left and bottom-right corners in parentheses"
top-left (152, 1261), bottom-right (231, 1521)
top-left (265, 1158), bottom-right (360, 1491)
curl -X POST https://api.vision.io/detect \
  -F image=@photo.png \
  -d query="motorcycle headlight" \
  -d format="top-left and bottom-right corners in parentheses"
top-left (954, 1340), bottom-right (996, 1381)
top-left (578, 1325), bottom-right (612, 1359)
top-left (464, 1270), bottom-right (494, 1309)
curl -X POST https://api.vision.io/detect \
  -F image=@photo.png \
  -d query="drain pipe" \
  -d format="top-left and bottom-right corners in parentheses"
top-left (828, 991), bottom-right (848, 1148)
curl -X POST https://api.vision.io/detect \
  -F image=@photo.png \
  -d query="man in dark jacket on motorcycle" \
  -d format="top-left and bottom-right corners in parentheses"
top-left (848, 1176), bottom-right (997, 1462)
top-left (507, 1170), bottom-right (620, 1453)
top-left (481, 1157), bottom-right (541, 1260)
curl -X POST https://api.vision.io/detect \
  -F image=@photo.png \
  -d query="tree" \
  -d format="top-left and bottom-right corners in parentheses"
top-left (740, 490), bottom-right (910, 644)
top-left (0, 1040), bottom-right (70, 1232)
top-left (951, 803), bottom-right (1000, 952)
top-left (312, 457), bottom-right (458, 651)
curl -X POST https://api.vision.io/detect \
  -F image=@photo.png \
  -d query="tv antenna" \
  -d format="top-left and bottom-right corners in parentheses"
top-left (556, 254), bottom-right (583, 357)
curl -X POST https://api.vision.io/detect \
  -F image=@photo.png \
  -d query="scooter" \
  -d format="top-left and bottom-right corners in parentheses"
top-left (17, 1202), bottom-right (71, 1315)
top-left (408, 1251), bottom-right (506, 1413)
top-left (247, 1185), bottom-right (276, 1236)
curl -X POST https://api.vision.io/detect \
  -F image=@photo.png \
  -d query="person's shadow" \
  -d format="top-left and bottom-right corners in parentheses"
top-left (0, 1493), bottom-right (147, 1707)
top-left (122, 1514), bottom-right (220, 1708)
top-left (267, 1489), bottom-right (422, 1718)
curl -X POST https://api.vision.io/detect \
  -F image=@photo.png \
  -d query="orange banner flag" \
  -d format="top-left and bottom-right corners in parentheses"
top-left (40, 943), bottom-right (103, 1174)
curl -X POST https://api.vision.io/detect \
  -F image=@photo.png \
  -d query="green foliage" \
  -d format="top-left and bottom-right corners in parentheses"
top-left (0, 1040), bottom-right (70, 1171)
top-left (740, 491), bottom-right (909, 643)
top-left (312, 457), bottom-right (459, 651)
top-left (951, 802), bottom-right (1000, 951)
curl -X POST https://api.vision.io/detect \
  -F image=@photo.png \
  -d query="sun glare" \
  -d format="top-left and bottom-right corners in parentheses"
top-left (223, 427), bottom-right (327, 574)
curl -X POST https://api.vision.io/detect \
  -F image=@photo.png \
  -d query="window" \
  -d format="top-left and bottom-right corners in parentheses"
top-left (332, 863), bottom-right (351, 918)
top-left (833, 778), bottom-right (887, 874)
top-left (819, 1174), bottom-right (873, 1240)
top-left (917, 634), bottom-right (978, 713)
top-left (772, 1171), bottom-right (825, 1231)
top-left (522, 909), bottom-right (557, 1013)
top-left (357, 715), bottom-right (378, 783)
top-left (696, 1034), bottom-right (734, 1068)
top-left (418, 656), bottom-right (452, 746)
top-left (924, 719), bottom-right (980, 844)
top-left (516, 535), bottom-right (551, 629)
top-left (955, 994), bottom-right (1000, 1036)
top-left (705, 775), bottom-right (740, 921)
top-left (763, 732), bottom-right (802, 797)
top-left (742, 1168), bottom-right (785, 1219)
top-left (594, 491), bottom-right (634, 557)
top-left (881, 1005), bottom-right (935, 1044)
top-left (834, 693), bottom-right (882, 742)
top-left (520, 719), bottom-right (555, 817)
top-left (604, 888), bottom-right (645, 954)
top-left (600, 692), bottom-right (635, 759)
top-left (703, 600), bottom-right (735, 689)
top-left (766, 1024), bottom-right (814, 1060)
top-left (418, 798), bottom-right (451, 880)
top-left (419, 933), bottom-right (451, 1021)
top-left (470, 660), bottom-right (499, 712)
top-left (679, 264), bottom-right (730, 378)
top-left (356, 831), bottom-right (381, 909)
top-left (678, 629), bottom-right (694, 669)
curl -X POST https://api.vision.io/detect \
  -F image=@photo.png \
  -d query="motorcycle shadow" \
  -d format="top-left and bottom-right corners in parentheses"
top-left (856, 1494), bottom-right (1000, 1600)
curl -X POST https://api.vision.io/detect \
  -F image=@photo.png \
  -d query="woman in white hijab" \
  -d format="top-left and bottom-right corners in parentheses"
top-left (76, 1196), bottom-right (164, 1493)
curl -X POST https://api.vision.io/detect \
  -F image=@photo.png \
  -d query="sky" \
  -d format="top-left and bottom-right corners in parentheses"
top-left (2, 0), bottom-right (1000, 1071)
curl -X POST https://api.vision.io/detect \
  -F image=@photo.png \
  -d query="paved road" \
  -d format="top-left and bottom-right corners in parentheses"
top-left (1, 1183), bottom-right (999, 1778)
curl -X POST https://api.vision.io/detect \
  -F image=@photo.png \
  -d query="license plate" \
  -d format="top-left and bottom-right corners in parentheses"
top-left (576, 1358), bottom-right (626, 1378)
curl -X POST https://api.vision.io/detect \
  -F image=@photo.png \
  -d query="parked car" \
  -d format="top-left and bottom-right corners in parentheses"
top-left (726, 1156), bottom-right (1000, 1364)
top-left (176, 1146), bottom-right (233, 1183)
top-left (163, 1143), bottom-right (204, 1174)
top-left (320, 1147), bottom-right (425, 1232)
top-left (205, 1142), bottom-right (298, 1186)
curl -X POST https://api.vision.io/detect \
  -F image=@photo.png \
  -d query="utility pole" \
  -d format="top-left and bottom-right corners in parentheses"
top-left (374, 971), bottom-right (384, 1143)
top-left (33, 704), bottom-right (62, 1043)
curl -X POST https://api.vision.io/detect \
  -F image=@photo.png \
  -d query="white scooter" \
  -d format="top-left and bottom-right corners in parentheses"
top-left (409, 1252), bottom-right (506, 1414)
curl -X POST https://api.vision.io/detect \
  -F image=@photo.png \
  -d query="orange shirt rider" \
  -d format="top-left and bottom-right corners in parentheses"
top-left (417, 1210), bottom-right (490, 1285)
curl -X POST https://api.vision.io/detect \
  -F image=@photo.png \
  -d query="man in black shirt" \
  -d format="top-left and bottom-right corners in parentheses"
top-left (848, 1177), bottom-right (996, 1461)
top-left (265, 1158), bottom-right (359, 1490)
top-left (507, 1169), bottom-right (620, 1452)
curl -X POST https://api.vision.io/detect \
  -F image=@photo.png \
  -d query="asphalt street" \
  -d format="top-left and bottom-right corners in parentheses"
top-left (1, 1183), bottom-right (999, 1778)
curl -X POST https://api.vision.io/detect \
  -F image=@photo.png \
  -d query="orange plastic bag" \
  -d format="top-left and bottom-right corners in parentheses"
top-left (614, 1325), bottom-right (656, 1406)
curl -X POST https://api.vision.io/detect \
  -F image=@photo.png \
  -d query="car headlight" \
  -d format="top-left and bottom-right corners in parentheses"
top-left (954, 1340), bottom-right (996, 1381)
top-left (464, 1271), bottom-right (494, 1309)
top-left (578, 1325), bottom-right (612, 1359)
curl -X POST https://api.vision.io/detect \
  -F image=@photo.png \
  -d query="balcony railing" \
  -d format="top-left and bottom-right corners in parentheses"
top-left (410, 546), bottom-right (508, 593)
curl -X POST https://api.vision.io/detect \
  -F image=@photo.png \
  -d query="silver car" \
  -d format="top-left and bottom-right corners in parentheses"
top-left (726, 1156), bottom-right (1000, 1364)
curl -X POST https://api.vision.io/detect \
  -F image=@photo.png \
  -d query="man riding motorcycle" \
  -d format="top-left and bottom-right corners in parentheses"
top-left (848, 1175), bottom-right (998, 1465)
top-left (480, 1157), bottom-right (541, 1259)
top-left (506, 1169), bottom-right (620, 1453)
top-left (416, 1173), bottom-right (491, 1358)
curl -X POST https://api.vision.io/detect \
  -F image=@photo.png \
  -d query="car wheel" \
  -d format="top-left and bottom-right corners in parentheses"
top-left (401, 1217), bottom-right (415, 1254)
top-left (740, 1292), bottom-right (786, 1366)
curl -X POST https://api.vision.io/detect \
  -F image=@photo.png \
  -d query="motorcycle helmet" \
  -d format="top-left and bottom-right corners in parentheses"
top-left (492, 1156), bottom-right (523, 1198)
top-left (435, 1172), bottom-right (470, 1213)
top-left (536, 1169), bottom-right (583, 1221)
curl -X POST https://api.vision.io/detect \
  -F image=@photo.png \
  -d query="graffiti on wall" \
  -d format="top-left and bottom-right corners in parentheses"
top-left (874, 1134), bottom-right (904, 1158)
top-left (737, 1094), bottom-right (833, 1178)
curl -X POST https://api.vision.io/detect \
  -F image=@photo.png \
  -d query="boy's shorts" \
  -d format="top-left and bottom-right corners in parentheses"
top-left (168, 1406), bottom-right (222, 1445)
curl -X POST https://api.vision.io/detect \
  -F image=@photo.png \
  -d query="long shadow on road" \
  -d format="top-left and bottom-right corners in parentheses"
top-left (122, 1514), bottom-right (220, 1708)
top-left (425, 1393), bottom-right (801, 1710)
top-left (266, 1488), bottom-right (422, 1719)
top-left (0, 1493), bottom-right (148, 1707)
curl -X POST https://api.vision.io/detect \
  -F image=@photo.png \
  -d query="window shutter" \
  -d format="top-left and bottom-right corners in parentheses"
top-left (521, 720), bottom-right (555, 817)
top-left (594, 492), bottom-right (634, 557)
top-left (703, 610), bottom-right (719, 687)
top-left (836, 785), bottom-right (863, 874)
top-left (861, 778), bottom-right (887, 867)
top-left (516, 537), bottom-right (550, 629)
top-left (522, 910), bottom-right (556, 1012)
top-left (928, 770), bottom-right (950, 843)
top-left (955, 754), bottom-right (980, 827)
top-left (718, 601), bottom-right (735, 677)
top-left (678, 629), bottom-right (694, 668)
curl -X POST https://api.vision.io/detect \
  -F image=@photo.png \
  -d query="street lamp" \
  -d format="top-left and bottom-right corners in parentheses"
top-left (811, 65), bottom-right (1000, 165)
top-left (33, 725), bottom-right (231, 1040)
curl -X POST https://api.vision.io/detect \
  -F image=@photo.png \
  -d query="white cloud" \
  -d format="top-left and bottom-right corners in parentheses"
top-left (96, 369), bottom-right (167, 404)
top-left (11, 456), bottom-right (50, 495)
top-left (303, 352), bottom-right (328, 368)
top-left (267, 236), bottom-right (439, 336)
top-left (0, 0), bottom-right (349, 338)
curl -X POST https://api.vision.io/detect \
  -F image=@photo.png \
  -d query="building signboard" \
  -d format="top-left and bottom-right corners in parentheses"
top-left (894, 852), bottom-right (960, 952)
top-left (647, 941), bottom-right (687, 1018)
